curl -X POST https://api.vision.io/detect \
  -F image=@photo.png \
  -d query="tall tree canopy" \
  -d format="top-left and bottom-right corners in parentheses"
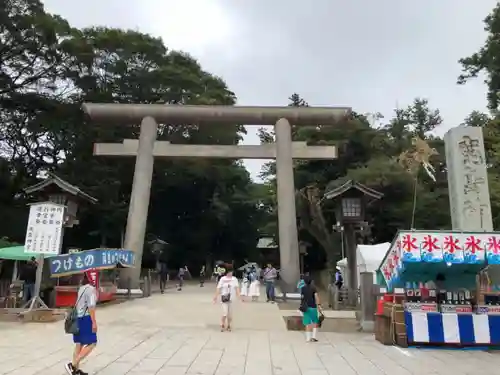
top-left (3, 0), bottom-right (500, 274)
top-left (259, 96), bottom-right (453, 268)
top-left (0, 0), bottom-right (265, 269)
top-left (458, 3), bottom-right (500, 111)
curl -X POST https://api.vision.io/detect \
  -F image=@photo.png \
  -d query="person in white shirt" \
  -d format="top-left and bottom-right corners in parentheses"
top-left (213, 267), bottom-right (242, 331)
top-left (248, 267), bottom-right (260, 301)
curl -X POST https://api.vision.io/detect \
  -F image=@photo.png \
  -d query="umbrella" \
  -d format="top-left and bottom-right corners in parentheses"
top-left (238, 262), bottom-right (261, 274)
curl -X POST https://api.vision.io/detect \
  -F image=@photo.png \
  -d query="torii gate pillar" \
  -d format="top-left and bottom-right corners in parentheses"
top-left (83, 104), bottom-right (351, 291)
top-left (274, 118), bottom-right (300, 289)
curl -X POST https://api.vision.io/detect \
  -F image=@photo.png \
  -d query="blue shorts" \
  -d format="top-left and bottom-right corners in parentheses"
top-left (73, 315), bottom-right (97, 345)
top-left (302, 307), bottom-right (319, 326)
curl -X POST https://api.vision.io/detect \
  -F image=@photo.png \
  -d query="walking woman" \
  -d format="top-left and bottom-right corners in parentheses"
top-left (213, 266), bottom-right (241, 331)
top-left (248, 267), bottom-right (260, 301)
top-left (300, 276), bottom-right (322, 342)
top-left (65, 273), bottom-right (98, 375)
top-left (240, 272), bottom-right (250, 299)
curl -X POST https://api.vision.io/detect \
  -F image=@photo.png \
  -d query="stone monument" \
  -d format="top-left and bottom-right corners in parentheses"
top-left (444, 126), bottom-right (493, 231)
top-left (82, 104), bottom-right (351, 291)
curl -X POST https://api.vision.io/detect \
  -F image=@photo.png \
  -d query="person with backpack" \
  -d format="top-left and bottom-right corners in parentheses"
top-left (65, 273), bottom-right (98, 375)
top-left (299, 275), bottom-right (322, 342)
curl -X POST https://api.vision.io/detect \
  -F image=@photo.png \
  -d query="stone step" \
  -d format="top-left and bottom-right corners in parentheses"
top-left (280, 309), bottom-right (359, 332)
top-left (283, 315), bottom-right (359, 332)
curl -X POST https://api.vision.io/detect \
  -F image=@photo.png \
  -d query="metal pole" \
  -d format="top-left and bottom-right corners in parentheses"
top-left (341, 226), bottom-right (345, 259)
top-left (11, 261), bottom-right (18, 283)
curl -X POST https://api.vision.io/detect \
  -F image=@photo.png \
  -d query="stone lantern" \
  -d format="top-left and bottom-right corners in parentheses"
top-left (322, 180), bottom-right (383, 292)
top-left (147, 236), bottom-right (168, 265)
top-left (24, 173), bottom-right (97, 228)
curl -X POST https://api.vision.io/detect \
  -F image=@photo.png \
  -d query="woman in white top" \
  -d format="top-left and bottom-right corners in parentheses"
top-left (213, 267), bottom-right (241, 331)
top-left (240, 273), bottom-right (250, 298)
top-left (65, 273), bottom-right (98, 375)
top-left (248, 269), bottom-right (260, 301)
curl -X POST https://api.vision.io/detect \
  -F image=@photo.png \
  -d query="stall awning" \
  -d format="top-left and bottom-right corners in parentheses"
top-left (0, 246), bottom-right (54, 261)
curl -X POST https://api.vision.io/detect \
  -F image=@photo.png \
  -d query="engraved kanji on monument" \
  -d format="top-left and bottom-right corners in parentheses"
top-left (444, 126), bottom-right (493, 231)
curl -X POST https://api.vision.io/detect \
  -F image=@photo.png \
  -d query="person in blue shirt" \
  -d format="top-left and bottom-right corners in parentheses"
top-left (334, 267), bottom-right (343, 289)
top-left (297, 274), bottom-right (306, 291)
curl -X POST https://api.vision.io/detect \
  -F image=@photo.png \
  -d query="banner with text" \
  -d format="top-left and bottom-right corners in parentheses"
top-left (49, 249), bottom-right (135, 277)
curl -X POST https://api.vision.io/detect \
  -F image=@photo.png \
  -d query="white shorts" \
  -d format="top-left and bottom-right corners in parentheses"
top-left (221, 302), bottom-right (232, 317)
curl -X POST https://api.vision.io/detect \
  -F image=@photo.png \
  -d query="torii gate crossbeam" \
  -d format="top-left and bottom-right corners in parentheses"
top-left (94, 140), bottom-right (337, 159)
top-left (82, 104), bottom-right (351, 292)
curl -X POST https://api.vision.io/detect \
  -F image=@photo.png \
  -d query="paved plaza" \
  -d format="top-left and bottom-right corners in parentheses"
top-left (1, 284), bottom-right (500, 375)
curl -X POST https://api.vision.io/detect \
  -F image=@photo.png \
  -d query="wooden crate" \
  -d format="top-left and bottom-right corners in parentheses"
top-left (392, 307), bottom-right (408, 347)
top-left (382, 302), bottom-right (404, 318)
top-left (375, 315), bottom-right (393, 345)
top-left (395, 332), bottom-right (408, 347)
top-left (382, 302), bottom-right (394, 317)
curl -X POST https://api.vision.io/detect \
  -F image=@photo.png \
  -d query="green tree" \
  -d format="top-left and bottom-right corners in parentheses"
top-left (261, 94), bottom-right (452, 269)
top-left (0, 5), bottom-right (262, 268)
top-left (0, 0), bottom-right (74, 244)
top-left (458, 3), bottom-right (500, 111)
top-left (55, 27), bottom-right (257, 265)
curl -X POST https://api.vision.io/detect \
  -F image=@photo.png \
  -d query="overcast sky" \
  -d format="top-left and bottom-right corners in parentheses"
top-left (43, 0), bottom-right (497, 181)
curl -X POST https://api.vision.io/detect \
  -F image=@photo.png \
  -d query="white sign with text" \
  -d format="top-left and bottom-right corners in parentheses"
top-left (24, 202), bottom-right (65, 255)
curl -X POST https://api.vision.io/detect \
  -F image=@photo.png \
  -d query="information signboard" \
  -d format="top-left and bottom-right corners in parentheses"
top-left (49, 249), bottom-right (135, 277)
top-left (24, 202), bottom-right (65, 255)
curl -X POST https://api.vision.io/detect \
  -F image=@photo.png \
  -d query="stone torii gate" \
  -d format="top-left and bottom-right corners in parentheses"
top-left (82, 104), bottom-right (351, 291)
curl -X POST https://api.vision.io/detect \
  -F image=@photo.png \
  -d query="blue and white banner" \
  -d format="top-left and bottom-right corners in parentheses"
top-left (405, 312), bottom-right (500, 345)
top-left (49, 249), bottom-right (135, 277)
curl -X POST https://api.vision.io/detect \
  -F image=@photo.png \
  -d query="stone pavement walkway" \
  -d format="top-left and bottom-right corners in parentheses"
top-left (1, 283), bottom-right (500, 375)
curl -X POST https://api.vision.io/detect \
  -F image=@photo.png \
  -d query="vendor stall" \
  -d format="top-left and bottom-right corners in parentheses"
top-left (48, 248), bottom-right (135, 307)
top-left (376, 230), bottom-right (500, 348)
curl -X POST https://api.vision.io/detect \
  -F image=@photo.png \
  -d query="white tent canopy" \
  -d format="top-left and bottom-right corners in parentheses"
top-left (336, 242), bottom-right (390, 289)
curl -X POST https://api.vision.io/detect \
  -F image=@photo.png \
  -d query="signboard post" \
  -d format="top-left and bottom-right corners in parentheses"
top-left (23, 202), bottom-right (65, 311)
